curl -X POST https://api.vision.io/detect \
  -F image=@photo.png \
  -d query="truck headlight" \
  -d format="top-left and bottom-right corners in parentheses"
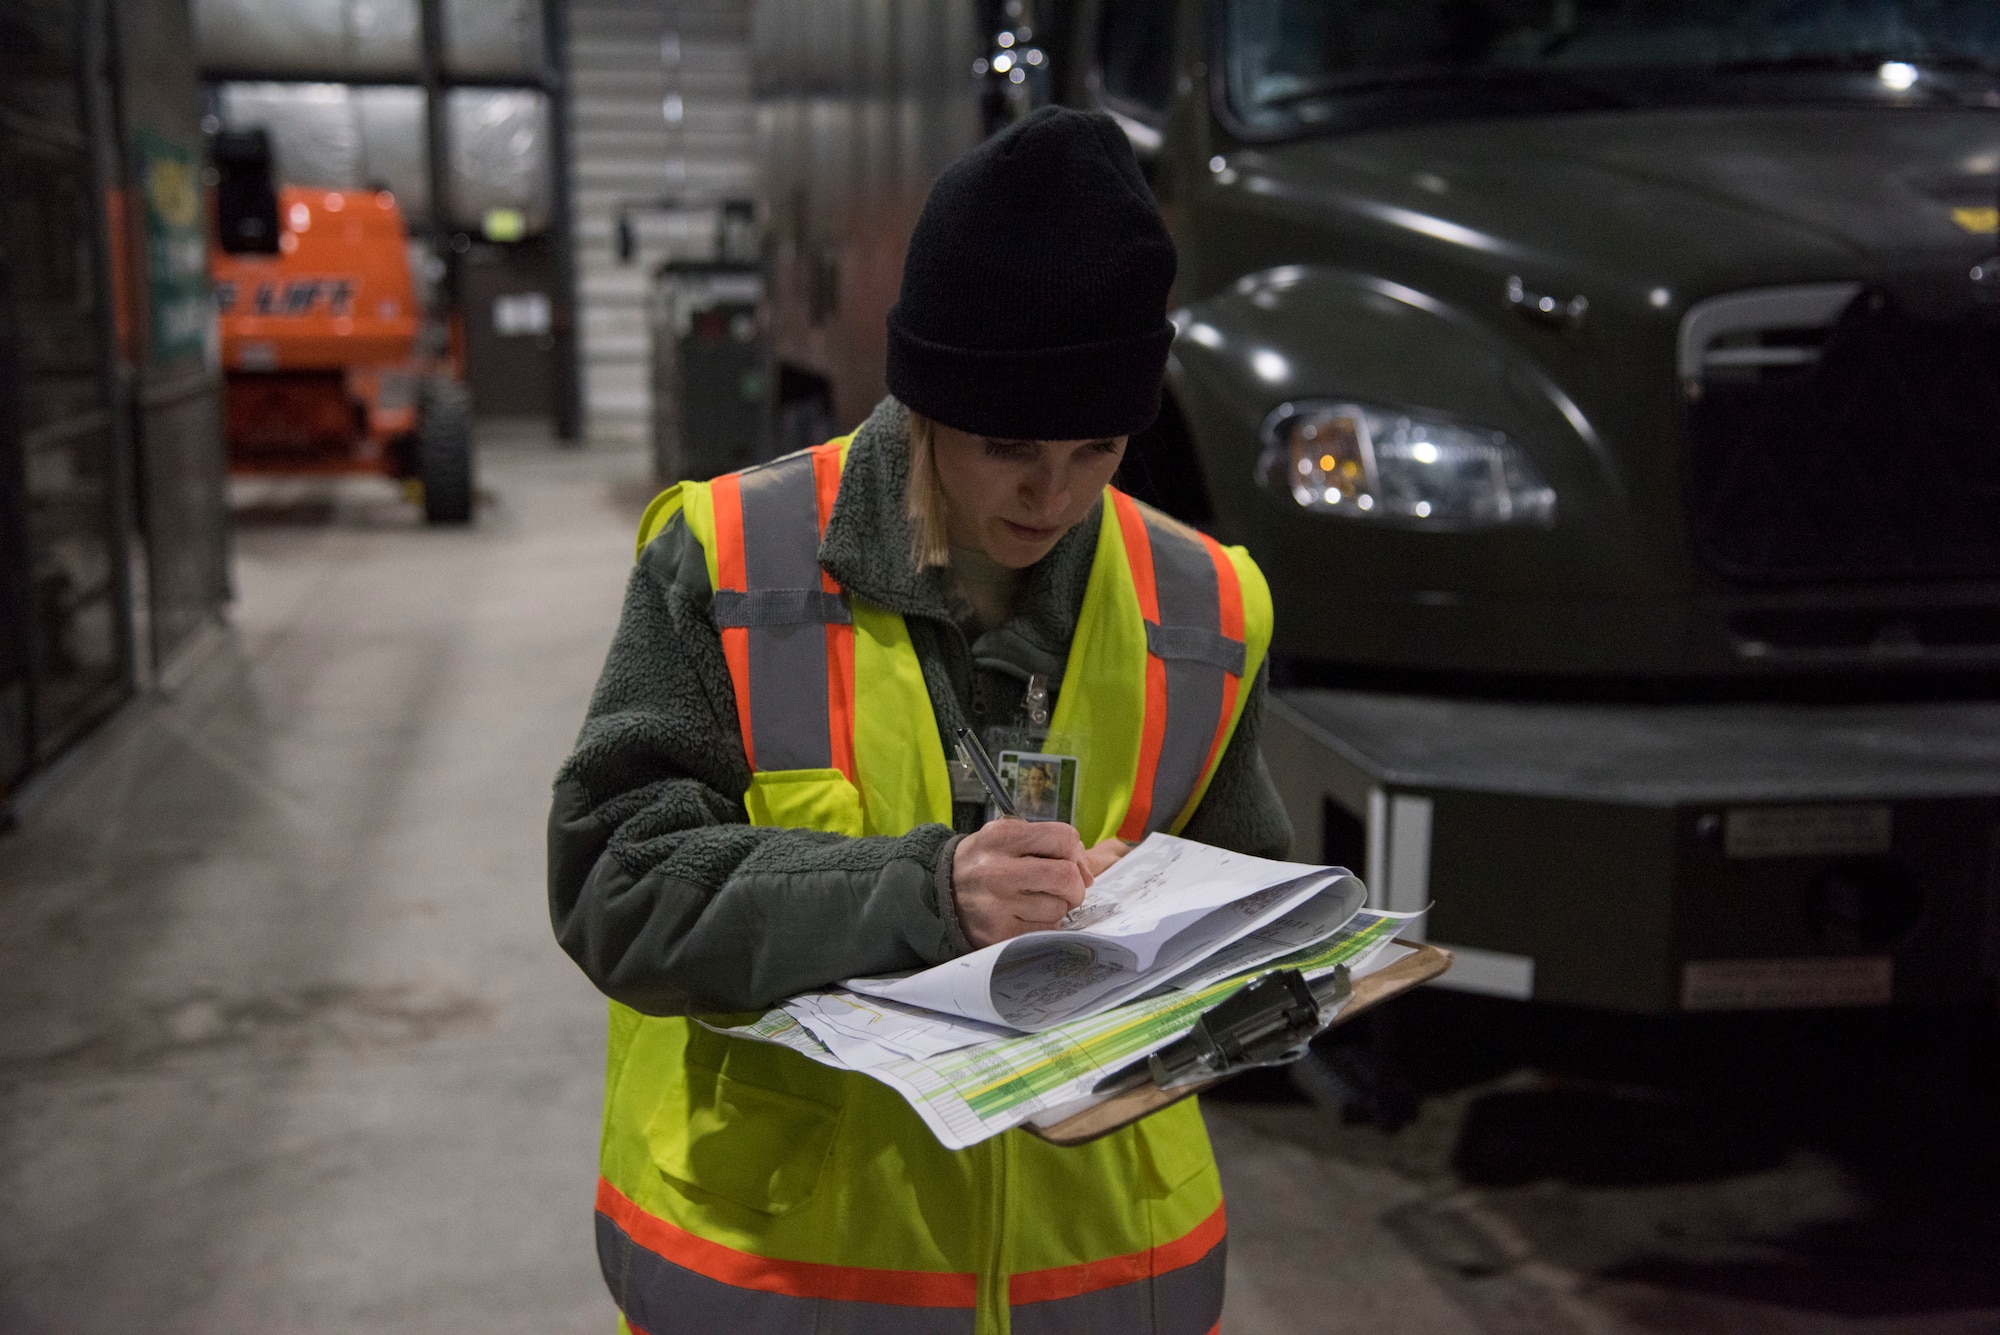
top-left (1260, 401), bottom-right (1556, 527)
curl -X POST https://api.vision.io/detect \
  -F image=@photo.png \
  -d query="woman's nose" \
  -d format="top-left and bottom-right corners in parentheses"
top-left (1022, 464), bottom-right (1068, 514)
top-left (1021, 484), bottom-right (1069, 518)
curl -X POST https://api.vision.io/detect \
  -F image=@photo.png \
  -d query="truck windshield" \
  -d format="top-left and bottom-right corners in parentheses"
top-left (1222, 0), bottom-right (2000, 136)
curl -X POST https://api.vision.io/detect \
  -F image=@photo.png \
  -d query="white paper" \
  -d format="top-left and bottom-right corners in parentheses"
top-left (1161, 888), bottom-right (1406, 994)
top-left (741, 913), bottom-right (1413, 1148)
top-left (844, 834), bottom-right (1365, 1030)
top-left (782, 990), bottom-right (1015, 1068)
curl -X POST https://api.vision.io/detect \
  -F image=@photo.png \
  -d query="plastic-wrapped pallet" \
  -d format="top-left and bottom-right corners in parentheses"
top-left (355, 86), bottom-right (430, 219)
top-left (448, 89), bottom-right (551, 233)
top-left (444, 0), bottom-right (544, 76)
top-left (217, 82), bottom-right (362, 188)
top-left (193, 0), bottom-right (418, 75)
top-left (218, 82), bottom-right (433, 223)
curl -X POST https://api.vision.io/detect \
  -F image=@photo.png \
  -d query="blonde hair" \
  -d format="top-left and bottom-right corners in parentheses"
top-left (904, 411), bottom-right (952, 569)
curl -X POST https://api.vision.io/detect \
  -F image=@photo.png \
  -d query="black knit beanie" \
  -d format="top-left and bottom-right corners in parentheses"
top-left (885, 106), bottom-right (1177, 441)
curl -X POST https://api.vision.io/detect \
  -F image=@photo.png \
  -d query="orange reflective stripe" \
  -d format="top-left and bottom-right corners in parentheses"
top-left (1111, 491), bottom-right (1252, 838)
top-left (809, 439), bottom-right (845, 549)
top-left (1008, 1202), bottom-right (1225, 1304)
top-left (826, 620), bottom-right (857, 781)
top-left (716, 449), bottom-right (852, 775)
top-left (1123, 655), bottom-right (1170, 841)
top-left (596, 1177), bottom-right (978, 1308)
top-left (1112, 489), bottom-right (1160, 622)
top-left (810, 440), bottom-right (858, 782)
top-left (1111, 491), bottom-right (1168, 842)
top-left (708, 471), bottom-right (756, 768)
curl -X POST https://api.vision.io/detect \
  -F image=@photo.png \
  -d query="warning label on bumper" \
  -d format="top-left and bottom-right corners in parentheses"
top-left (1681, 956), bottom-right (1893, 1011)
top-left (1724, 804), bottom-right (1892, 859)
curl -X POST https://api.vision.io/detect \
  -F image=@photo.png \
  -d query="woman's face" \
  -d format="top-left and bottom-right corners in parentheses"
top-left (931, 423), bottom-right (1128, 568)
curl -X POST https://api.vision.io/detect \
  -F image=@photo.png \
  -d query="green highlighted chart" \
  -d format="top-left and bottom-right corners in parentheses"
top-left (715, 912), bottom-right (1404, 1148)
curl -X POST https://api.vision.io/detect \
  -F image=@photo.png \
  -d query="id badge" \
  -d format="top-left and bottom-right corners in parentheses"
top-left (995, 750), bottom-right (1080, 825)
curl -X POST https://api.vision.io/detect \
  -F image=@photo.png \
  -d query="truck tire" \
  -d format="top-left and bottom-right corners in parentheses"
top-left (417, 377), bottom-right (475, 525)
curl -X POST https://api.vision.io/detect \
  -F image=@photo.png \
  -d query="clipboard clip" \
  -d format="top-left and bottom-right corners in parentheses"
top-left (1092, 965), bottom-right (1353, 1097)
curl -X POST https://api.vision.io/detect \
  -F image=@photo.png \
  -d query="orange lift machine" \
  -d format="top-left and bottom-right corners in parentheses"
top-left (209, 129), bottom-right (473, 523)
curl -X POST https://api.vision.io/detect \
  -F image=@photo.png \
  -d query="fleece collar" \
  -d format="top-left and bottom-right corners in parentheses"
top-left (818, 398), bottom-right (1102, 678)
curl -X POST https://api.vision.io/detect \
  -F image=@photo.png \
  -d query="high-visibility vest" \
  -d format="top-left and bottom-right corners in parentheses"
top-left (598, 435), bottom-right (1273, 1335)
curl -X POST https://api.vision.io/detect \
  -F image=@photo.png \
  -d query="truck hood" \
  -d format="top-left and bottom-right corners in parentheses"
top-left (1239, 107), bottom-right (1998, 294)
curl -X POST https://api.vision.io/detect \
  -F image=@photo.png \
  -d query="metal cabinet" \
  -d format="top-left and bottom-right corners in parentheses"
top-left (1, 0), bottom-right (230, 810)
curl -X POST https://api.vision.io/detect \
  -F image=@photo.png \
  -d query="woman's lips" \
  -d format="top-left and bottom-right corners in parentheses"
top-left (1002, 519), bottom-right (1062, 542)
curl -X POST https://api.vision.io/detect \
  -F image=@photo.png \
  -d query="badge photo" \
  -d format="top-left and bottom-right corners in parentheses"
top-left (996, 751), bottom-right (1079, 824)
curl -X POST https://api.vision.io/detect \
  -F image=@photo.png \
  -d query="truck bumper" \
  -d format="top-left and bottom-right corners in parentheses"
top-left (1267, 690), bottom-right (2000, 1013)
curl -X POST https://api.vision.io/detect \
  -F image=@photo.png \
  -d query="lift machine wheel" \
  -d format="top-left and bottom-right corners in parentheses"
top-left (417, 378), bottom-right (475, 525)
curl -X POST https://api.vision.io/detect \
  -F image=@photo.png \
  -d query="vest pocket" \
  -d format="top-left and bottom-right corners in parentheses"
top-left (743, 768), bottom-right (864, 835)
top-left (1135, 1099), bottom-right (1216, 1199)
top-left (644, 1062), bottom-right (843, 1217)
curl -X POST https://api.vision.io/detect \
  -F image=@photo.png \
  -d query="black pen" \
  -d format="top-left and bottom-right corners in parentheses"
top-left (953, 725), bottom-right (1019, 819)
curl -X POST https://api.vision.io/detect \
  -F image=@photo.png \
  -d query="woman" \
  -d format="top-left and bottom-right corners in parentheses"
top-left (551, 106), bottom-right (1291, 1335)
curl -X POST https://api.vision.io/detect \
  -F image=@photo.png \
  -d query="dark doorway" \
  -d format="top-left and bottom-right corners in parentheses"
top-left (458, 239), bottom-right (556, 422)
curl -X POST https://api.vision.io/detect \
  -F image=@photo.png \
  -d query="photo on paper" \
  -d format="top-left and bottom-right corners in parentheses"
top-left (997, 751), bottom-right (1078, 824)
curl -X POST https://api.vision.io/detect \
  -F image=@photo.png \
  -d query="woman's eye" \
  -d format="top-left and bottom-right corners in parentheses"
top-left (982, 439), bottom-right (1035, 460)
top-left (1090, 438), bottom-right (1122, 455)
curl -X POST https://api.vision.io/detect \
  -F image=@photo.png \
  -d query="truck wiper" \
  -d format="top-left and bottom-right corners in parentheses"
top-left (1712, 51), bottom-right (1999, 76)
top-left (1262, 65), bottom-right (1623, 109)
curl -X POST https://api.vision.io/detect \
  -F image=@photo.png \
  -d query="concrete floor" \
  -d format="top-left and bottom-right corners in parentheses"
top-left (2, 430), bottom-right (1996, 1334)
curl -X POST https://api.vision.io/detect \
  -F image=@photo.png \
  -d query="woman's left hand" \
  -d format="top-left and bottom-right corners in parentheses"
top-left (1081, 838), bottom-right (1130, 880)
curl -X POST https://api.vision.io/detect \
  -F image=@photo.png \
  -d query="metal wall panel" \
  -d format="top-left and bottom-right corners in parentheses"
top-left (754, 0), bottom-right (985, 428)
top-left (568, 0), bottom-right (757, 444)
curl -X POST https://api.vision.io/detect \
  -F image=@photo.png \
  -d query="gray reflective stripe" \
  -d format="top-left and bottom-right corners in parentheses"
top-left (1144, 621), bottom-right (1246, 675)
top-left (598, 1213), bottom-right (976, 1335)
top-left (1142, 515), bottom-right (1237, 833)
top-left (1154, 1231), bottom-right (1228, 1334)
top-left (739, 452), bottom-right (825, 590)
top-left (736, 453), bottom-right (834, 772)
top-left (1008, 1232), bottom-right (1227, 1335)
top-left (714, 588), bottom-right (851, 628)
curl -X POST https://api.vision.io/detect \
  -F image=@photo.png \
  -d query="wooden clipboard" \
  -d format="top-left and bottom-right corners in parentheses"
top-left (1025, 940), bottom-right (1452, 1147)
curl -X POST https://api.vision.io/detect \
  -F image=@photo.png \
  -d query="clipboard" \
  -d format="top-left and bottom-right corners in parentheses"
top-left (1025, 940), bottom-right (1452, 1147)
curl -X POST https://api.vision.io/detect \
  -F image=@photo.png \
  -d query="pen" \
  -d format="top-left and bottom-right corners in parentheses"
top-left (953, 725), bottom-right (1019, 819)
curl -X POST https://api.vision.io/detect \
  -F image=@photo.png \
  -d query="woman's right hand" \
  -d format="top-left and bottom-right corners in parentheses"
top-left (951, 819), bottom-right (1094, 949)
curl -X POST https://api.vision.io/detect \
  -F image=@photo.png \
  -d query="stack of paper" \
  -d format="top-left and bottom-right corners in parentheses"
top-left (705, 834), bottom-right (1417, 1148)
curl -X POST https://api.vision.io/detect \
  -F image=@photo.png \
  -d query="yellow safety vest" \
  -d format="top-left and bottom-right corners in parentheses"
top-left (598, 435), bottom-right (1273, 1335)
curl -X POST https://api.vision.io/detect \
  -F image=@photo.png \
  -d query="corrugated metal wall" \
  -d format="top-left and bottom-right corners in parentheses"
top-left (754, 0), bottom-right (987, 432)
top-left (567, 0), bottom-right (755, 445)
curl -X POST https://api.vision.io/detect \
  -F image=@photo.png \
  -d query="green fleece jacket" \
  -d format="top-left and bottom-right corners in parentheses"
top-left (547, 398), bottom-right (1293, 1016)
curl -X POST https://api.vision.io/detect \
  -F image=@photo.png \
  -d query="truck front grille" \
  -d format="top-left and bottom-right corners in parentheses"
top-left (1680, 283), bottom-right (2000, 582)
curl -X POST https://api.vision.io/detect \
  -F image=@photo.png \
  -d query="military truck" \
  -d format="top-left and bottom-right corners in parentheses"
top-left (753, 0), bottom-right (2000, 1015)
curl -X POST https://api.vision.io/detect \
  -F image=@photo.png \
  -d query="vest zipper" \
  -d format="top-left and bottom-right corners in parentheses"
top-left (977, 1130), bottom-right (1013, 1334)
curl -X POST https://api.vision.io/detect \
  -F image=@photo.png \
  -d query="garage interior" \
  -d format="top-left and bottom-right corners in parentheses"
top-left (4, 2), bottom-right (1998, 1332)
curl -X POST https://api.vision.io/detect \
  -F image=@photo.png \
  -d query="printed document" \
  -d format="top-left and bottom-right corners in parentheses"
top-left (842, 833), bottom-right (1367, 1030)
top-left (712, 911), bottom-right (1411, 1149)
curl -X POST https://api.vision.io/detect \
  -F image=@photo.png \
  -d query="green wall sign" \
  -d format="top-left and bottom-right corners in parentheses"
top-left (139, 133), bottom-right (212, 367)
